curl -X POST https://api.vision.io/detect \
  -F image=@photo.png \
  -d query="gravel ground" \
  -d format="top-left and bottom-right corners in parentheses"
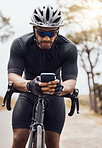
top-left (0, 108), bottom-right (102, 148)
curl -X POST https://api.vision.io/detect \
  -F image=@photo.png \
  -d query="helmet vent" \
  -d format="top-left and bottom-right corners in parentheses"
top-left (53, 17), bottom-right (60, 23)
top-left (46, 8), bottom-right (50, 21)
top-left (34, 9), bottom-right (37, 14)
top-left (38, 8), bottom-right (43, 16)
top-left (58, 11), bottom-right (61, 16)
top-left (53, 10), bottom-right (57, 17)
top-left (35, 15), bottom-right (42, 22)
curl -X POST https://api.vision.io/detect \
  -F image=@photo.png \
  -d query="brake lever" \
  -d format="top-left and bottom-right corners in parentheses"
top-left (75, 97), bottom-right (79, 114)
top-left (68, 94), bottom-right (76, 116)
top-left (2, 82), bottom-right (17, 111)
top-left (74, 89), bottom-right (79, 114)
top-left (2, 82), bottom-right (14, 109)
top-left (64, 89), bottom-right (79, 116)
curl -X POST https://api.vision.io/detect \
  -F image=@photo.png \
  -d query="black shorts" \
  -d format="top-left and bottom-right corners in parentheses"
top-left (12, 93), bottom-right (65, 134)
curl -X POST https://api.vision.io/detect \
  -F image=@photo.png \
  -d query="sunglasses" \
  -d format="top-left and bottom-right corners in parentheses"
top-left (35, 28), bottom-right (59, 38)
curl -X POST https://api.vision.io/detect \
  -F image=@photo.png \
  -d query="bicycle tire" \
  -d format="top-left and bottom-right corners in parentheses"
top-left (28, 130), bottom-right (37, 148)
top-left (37, 125), bottom-right (42, 148)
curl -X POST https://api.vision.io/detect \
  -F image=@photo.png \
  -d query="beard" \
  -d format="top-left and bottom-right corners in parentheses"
top-left (40, 41), bottom-right (52, 49)
top-left (35, 35), bottom-right (53, 49)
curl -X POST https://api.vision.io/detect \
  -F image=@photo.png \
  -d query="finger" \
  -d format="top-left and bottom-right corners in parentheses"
top-left (48, 79), bottom-right (59, 85)
top-left (43, 91), bottom-right (54, 95)
top-left (39, 82), bottom-right (48, 87)
top-left (48, 84), bottom-right (57, 88)
top-left (49, 88), bottom-right (55, 92)
top-left (36, 76), bottom-right (40, 81)
top-left (43, 91), bottom-right (50, 94)
top-left (41, 87), bottom-right (50, 91)
top-left (49, 92), bottom-right (54, 95)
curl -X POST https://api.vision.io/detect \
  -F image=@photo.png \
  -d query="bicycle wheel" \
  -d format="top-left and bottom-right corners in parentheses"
top-left (28, 130), bottom-right (37, 148)
top-left (36, 125), bottom-right (42, 148)
top-left (28, 125), bottom-right (43, 148)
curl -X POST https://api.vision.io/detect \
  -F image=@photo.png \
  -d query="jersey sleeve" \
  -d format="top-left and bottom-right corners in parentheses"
top-left (62, 43), bottom-right (78, 81)
top-left (8, 38), bottom-right (25, 75)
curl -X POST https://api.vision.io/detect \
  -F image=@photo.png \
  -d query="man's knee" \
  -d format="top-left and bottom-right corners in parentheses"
top-left (45, 131), bottom-right (60, 148)
top-left (12, 129), bottom-right (29, 148)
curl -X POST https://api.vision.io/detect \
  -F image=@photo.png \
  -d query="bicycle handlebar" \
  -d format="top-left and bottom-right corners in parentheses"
top-left (2, 81), bottom-right (79, 116)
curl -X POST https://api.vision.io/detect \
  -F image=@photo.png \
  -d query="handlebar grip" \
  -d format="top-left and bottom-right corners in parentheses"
top-left (6, 92), bottom-right (13, 110)
top-left (2, 91), bottom-right (8, 107)
top-left (2, 81), bottom-right (14, 110)
top-left (68, 97), bottom-right (75, 116)
top-left (76, 97), bottom-right (79, 114)
top-left (2, 90), bottom-right (13, 110)
top-left (61, 92), bottom-right (79, 116)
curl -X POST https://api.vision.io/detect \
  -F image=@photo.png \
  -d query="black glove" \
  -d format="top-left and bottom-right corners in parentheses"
top-left (26, 76), bottom-right (43, 96)
top-left (54, 82), bottom-right (64, 96)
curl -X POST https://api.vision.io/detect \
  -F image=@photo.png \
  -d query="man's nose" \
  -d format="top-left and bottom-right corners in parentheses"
top-left (43, 35), bottom-right (50, 41)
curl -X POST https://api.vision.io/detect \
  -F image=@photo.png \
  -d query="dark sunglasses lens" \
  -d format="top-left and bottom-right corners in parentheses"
top-left (37, 30), bottom-right (43, 37)
top-left (47, 32), bottom-right (55, 37)
top-left (37, 30), bottom-right (58, 38)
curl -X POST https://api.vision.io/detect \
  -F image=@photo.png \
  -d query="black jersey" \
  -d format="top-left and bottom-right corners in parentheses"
top-left (8, 33), bottom-right (78, 81)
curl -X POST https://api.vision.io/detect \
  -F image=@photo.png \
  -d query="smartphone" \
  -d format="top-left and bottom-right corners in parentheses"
top-left (40, 73), bottom-right (56, 82)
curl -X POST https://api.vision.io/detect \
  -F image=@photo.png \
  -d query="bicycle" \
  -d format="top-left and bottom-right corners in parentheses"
top-left (2, 81), bottom-right (79, 148)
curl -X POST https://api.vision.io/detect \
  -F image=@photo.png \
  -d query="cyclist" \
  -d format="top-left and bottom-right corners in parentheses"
top-left (8, 5), bottom-right (78, 148)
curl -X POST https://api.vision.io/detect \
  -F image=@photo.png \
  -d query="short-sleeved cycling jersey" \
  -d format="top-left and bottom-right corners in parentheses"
top-left (8, 33), bottom-right (78, 81)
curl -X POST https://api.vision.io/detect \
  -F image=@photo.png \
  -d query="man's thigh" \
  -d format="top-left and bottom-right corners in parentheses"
top-left (44, 96), bottom-right (66, 134)
top-left (12, 95), bottom-right (35, 129)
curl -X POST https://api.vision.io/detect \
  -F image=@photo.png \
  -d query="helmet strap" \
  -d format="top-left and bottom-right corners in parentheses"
top-left (35, 36), bottom-right (44, 48)
top-left (33, 27), bottom-right (43, 48)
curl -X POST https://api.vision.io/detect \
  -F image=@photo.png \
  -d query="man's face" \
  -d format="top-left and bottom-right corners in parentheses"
top-left (34, 26), bottom-right (59, 49)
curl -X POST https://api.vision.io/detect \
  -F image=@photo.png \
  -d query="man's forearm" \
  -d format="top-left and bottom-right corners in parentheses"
top-left (8, 73), bottom-right (29, 92)
top-left (60, 79), bottom-right (76, 95)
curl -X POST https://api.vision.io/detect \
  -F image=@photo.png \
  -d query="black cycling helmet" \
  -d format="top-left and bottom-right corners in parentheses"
top-left (30, 5), bottom-right (64, 28)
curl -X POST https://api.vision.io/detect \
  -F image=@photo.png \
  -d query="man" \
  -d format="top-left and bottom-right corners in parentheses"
top-left (8, 5), bottom-right (78, 148)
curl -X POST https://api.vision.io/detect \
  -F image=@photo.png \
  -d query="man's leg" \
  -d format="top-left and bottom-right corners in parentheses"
top-left (45, 131), bottom-right (60, 148)
top-left (44, 97), bottom-right (65, 148)
top-left (12, 129), bottom-right (29, 148)
top-left (12, 96), bottom-right (35, 148)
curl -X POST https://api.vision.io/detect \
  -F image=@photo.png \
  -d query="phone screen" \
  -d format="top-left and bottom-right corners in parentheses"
top-left (40, 73), bottom-right (56, 82)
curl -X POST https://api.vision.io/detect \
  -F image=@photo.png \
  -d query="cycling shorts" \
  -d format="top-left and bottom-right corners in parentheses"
top-left (12, 93), bottom-right (65, 134)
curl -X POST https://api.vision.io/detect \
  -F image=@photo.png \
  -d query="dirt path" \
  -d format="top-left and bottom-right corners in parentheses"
top-left (60, 108), bottom-right (102, 148)
top-left (0, 108), bottom-right (102, 148)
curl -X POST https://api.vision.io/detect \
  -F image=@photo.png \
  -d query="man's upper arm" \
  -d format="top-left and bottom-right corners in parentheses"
top-left (8, 38), bottom-right (25, 76)
top-left (62, 43), bottom-right (78, 81)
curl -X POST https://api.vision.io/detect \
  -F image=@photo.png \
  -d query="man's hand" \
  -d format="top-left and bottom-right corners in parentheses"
top-left (26, 76), bottom-right (43, 96)
top-left (39, 80), bottom-right (63, 95)
top-left (27, 76), bottom-right (64, 96)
